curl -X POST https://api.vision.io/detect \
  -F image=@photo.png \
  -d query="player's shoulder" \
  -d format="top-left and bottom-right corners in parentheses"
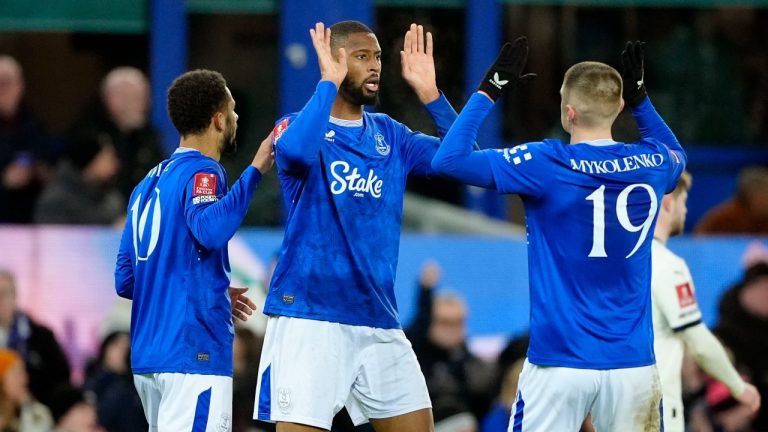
top-left (169, 150), bottom-right (222, 180)
top-left (627, 137), bottom-right (668, 153)
top-left (367, 111), bottom-right (400, 129)
top-left (652, 241), bottom-right (687, 270)
top-left (275, 113), bottom-right (299, 126)
top-left (273, 113), bottom-right (299, 140)
top-left (486, 140), bottom-right (557, 168)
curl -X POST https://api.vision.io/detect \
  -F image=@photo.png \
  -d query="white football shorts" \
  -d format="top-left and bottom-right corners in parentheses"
top-left (509, 359), bottom-right (662, 432)
top-left (134, 372), bottom-right (232, 432)
top-left (253, 316), bottom-right (432, 429)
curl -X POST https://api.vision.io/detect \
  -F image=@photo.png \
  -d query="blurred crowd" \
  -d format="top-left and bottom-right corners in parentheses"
top-left (0, 55), bottom-right (163, 226)
top-left (1, 6), bottom-right (768, 430)
top-left (0, 252), bottom-right (766, 431)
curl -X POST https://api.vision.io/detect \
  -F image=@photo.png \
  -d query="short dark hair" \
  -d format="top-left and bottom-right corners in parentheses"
top-left (329, 20), bottom-right (374, 51)
top-left (167, 69), bottom-right (228, 137)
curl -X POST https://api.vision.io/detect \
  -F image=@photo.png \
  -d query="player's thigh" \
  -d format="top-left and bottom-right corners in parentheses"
top-left (509, 359), bottom-right (597, 432)
top-left (133, 373), bottom-right (161, 431)
top-left (156, 373), bottom-right (233, 432)
top-left (346, 328), bottom-right (432, 427)
top-left (368, 408), bottom-right (433, 432)
top-left (591, 365), bottom-right (662, 432)
top-left (254, 316), bottom-right (357, 430)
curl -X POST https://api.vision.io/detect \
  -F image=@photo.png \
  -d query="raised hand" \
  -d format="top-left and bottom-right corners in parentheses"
top-left (478, 37), bottom-right (536, 102)
top-left (400, 23), bottom-right (439, 104)
top-left (620, 40), bottom-right (647, 107)
top-left (309, 22), bottom-right (347, 88)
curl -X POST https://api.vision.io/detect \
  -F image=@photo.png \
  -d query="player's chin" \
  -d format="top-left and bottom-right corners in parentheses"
top-left (360, 90), bottom-right (380, 106)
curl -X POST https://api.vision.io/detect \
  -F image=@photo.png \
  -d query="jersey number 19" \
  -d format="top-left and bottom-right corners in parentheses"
top-left (586, 183), bottom-right (657, 259)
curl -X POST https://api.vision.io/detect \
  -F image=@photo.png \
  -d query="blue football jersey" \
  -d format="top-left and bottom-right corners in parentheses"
top-left (114, 148), bottom-right (262, 376)
top-left (263, 81), bottom-right (458, 329)
top-left (484, 138), bottom-right (683, 368)
top-left (432, 93), bottom-right (686, 369)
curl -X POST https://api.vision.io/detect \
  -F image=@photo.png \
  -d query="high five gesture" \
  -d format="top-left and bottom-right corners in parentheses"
top-left (401, 23), bottom-right (440, 104)
top-left (309, 22), bottom-right (347, 89)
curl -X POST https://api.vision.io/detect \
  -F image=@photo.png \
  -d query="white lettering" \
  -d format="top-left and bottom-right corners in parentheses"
top-left (570, 153), bottom-right (665, 175)
top-left (329, 160), bottom-right (383, 198)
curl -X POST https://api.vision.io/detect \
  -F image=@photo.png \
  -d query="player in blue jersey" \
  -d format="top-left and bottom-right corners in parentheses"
top-left (431, 40), bottom-right (686, 431)
top-left (253, 21), bottom-right (462, 432)
top-left (114, 69), bottom-right (274, 431)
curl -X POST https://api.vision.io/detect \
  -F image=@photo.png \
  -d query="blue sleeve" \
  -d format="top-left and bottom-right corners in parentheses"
top-left (425, 92), bottom-right (459, 138)
top-left (631, 97), bottom-right (687, 190)
top-left (183, 165), bottom-right (262, 251)
top-left (403, 93), bottom-right (482, 176)
top-left (114, 218), bottom-right (135, 300)
top-left (273, 81), bottom-right (338, 174)
top-left (430, 92), bottom-right (497, 188)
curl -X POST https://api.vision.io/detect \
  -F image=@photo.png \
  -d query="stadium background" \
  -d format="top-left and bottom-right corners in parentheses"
top-left (0, 0), bottom-right (767, 431)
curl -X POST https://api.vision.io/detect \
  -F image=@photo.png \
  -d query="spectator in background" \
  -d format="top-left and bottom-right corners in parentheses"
top-left (480, 358), bottom-right (524, 432)
top-left (68, 67), bottom-right (164, 200)
top-left (695, 166), bottom-right (768, 234)
top-left (33, 133), bottom-right (124, 225)
top-left (715, 262), bottom-right (768, 429)
top-left (405, 261), bottom-right (497, 432)
top-left (0, 270), bottom-right (70, 407)
top-left (83, 331), bottom-right (146, 432)
top-left (0, 55), bottom-right (55, 223)
top-left (48, 385), bottom-right (103, 432)
top-left (232, 327), bottom-right (270, 432)
top-left (0, 348), bottom-right (53, 432)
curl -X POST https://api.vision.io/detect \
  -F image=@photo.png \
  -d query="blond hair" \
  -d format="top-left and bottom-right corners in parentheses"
top-left (671, 171), bottom-right (692, 197)
top-left (562, 61), bottom-right (623, 128)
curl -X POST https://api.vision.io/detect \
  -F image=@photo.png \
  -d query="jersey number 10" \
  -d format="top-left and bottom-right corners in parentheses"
top-left (586, 183), bottom-right (657, 259)
top-left (131, 188), bottom-right (162, 263)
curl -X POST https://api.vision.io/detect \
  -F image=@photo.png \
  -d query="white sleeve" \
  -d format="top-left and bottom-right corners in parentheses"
top-left (679, 323), bottom-right (746, 396)
top-left (652, 257), bottom-right (702, 331)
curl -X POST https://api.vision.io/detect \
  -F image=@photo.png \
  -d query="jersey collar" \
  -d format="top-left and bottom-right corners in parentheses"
top-left (329, 116), bottom-right (363, 127)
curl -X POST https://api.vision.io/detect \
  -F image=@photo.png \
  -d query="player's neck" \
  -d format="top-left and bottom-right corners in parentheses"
top-left (653, 226), bottom-right (670, 244)
top-left (568, 127), bottom-right (614, 145)
top-left (330, 98), bottom-right (363, 121)
top-left (179, 134), bottom-right (221, 161)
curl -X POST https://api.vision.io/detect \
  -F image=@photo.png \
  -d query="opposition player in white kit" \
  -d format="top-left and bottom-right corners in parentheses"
top-left (254, 22), bottom-right (465, 431)
top-left (432, 40), bottom-right (684, 431)
top-left (651, 171), bottom-right (761, 431)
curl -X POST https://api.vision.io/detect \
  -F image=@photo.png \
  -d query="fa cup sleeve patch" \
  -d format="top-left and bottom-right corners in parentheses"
top-left (193, 173), bottom-right (217, 196)
top-left (675, 282), bottom-right (696, 308)
top-left (273, 118), bottom-right (290, 143)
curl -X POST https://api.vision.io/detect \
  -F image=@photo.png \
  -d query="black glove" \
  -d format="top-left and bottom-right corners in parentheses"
top-left (620, 40), bottom-right (647, 107)
top-left (478, 37), bottom-right (536, 102)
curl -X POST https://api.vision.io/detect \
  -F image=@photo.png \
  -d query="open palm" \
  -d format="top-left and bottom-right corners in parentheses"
top-left (310, 22), bottom-right (347, 88)
top-left (400, 23), bottom-right (439, 103)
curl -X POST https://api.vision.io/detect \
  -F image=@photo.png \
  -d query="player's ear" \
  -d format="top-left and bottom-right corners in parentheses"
top-left (619, 98), bottom-right (625, 113)
top-left (213, 112), bottom-right (225, 132)
top-left (566, 105), bottom-right (577, 123)
top-left (661, 194), bottom-right (673, 212)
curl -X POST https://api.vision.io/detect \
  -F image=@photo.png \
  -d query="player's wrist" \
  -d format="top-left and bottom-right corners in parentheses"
top-left (320, 77), bottom-right (342, 90)
top-left (476, 90), bottom-right (496, 103)
top-left (415, 87), bottom-right (440, 105)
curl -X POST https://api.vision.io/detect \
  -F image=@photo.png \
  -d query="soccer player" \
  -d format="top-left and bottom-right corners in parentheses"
top-left (431, 40), bottom-right (686, 431)
top-left (651, 171), bottom-right (761, 431)
top-left (114, 69), bottom-right (274, 431)
top-left (253, 21), bottom-right (461, 432)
